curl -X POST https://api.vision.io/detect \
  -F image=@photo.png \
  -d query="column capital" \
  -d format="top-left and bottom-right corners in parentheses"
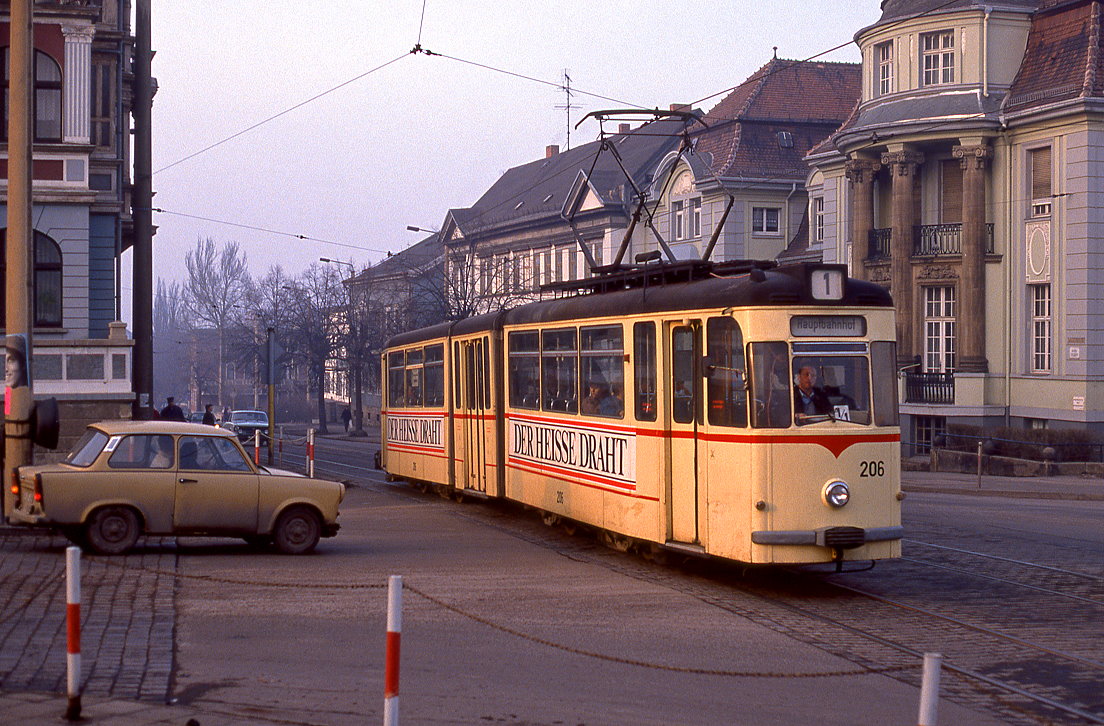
top-left (60, 24), bottom-right (96, 42)
top-left (880, 150), bottom-right (925, 175)
top-left (953, 143), bottom-right (993, 171)
top-left (845, 158), bottom-right (881, 185)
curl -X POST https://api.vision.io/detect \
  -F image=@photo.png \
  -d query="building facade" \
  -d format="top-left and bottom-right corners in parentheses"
top-left (640, 59), bottom-right (861, 265)
top-left (2, 0), bottom-right (135, 444)
top-left (808, 0), bottom-right (1103, 449)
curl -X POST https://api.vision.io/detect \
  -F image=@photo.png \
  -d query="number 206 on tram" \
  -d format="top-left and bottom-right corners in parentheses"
top-left (381, 262), bottom-right (902, 566)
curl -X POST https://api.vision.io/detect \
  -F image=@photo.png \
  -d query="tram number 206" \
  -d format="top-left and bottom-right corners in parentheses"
top-left (859, 460), bottom-right (886, 478)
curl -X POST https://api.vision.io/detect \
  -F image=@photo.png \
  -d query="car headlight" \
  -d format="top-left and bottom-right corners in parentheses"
top-left (823, 480), bottom-right (850, 508)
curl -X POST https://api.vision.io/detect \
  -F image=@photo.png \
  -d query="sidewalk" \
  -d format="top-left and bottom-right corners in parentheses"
top-left (902, 469), bottom-right (1104, 500)
top-left (0, 690), bottom-right (208, 726)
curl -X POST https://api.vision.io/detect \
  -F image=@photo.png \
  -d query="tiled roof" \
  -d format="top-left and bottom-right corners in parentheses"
top-left (692, 58), bottom-right (861, 179)
top-left (1005, 0), bottom-right (1102, 111)
top-left (448, 117), bottom-right (687, 238)
top-left (877, 0), bottom-right (1040, 23)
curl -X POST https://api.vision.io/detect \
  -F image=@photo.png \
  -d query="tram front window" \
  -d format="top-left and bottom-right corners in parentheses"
top-left (791, 355), bottom-right (871, 425)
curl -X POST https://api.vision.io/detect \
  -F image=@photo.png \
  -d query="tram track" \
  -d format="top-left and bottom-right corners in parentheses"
top-left (289, 445), bottom-right (1104, 724)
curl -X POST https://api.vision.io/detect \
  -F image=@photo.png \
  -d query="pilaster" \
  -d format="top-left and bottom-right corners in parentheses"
top-left (62, 24), bottom-right (95, 145)
top-left (845, 157), bottom-right (880, 281)
top-left (881, 149), bottom-right (924, 366)
top-left (953, 143), bottom-right (993, 373)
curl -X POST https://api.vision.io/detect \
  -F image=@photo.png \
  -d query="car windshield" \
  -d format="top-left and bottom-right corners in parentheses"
top-left (232, 412), bottom-right (267, 424)
top-left (65, 429), bottom-right (109, 467)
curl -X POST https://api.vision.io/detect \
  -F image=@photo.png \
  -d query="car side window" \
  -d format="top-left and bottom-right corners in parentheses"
top-left (179, 436), bottom-right (252, 472)
top-left (108, 435), bottom-right (175, 469)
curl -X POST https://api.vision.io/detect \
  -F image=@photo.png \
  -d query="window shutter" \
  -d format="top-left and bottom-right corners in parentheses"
top-left (1030, 147), bottom-right (1052, 201)
top-left (941, 159), bottom-right (962, 224)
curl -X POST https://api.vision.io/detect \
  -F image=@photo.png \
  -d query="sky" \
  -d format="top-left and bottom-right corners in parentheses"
top-left (139, 1), bottom-right (880, 304)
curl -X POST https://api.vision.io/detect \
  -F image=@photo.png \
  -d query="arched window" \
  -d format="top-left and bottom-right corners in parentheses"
top-left (2, 48), bottom-right (63, 142)
top-left (0, 229), bottom-right (64, 327)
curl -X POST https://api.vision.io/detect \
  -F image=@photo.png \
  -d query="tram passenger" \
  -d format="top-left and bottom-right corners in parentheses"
top-left (793, 361), bottom-right (832, 419)
top-left (582, 380), bottom-right (608, 415)
top-left (602, 383), bottom-right (624, 417)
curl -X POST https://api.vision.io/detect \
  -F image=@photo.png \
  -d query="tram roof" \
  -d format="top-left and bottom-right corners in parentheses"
top-left (385, 262), bottom-right (893, 348)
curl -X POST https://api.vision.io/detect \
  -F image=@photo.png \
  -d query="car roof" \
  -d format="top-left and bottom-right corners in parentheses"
top-left (231, 410), bottom-right (267, 415)
top-left (90, 420), bottom-right (238, 437)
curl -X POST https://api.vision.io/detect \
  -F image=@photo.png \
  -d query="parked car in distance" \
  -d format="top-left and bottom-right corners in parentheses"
top-left (8, 421), bottom-right (344, 555)
top-left (186, 411), bottom-right (206, 424)
top-left (220, 409), bottom-right (269, 444)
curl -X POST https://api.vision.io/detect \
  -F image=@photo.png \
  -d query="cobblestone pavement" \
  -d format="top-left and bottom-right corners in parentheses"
top-left (0, 530), bottom-right (176, 703)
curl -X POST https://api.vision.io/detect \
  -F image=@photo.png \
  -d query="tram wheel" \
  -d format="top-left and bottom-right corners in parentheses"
top-left (601, 530), bottom-right (633, 553)
top-left (541, 512), bottom-right (561, 527)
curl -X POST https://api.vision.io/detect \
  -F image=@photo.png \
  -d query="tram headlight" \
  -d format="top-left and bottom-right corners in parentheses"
top-left (823, 481), bottom-right (850, 508)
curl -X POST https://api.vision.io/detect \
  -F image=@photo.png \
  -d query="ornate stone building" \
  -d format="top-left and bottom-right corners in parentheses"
top-left (808, 0), bottom-right (1104, 448)
top-left (2, 1), bottom-right (137, 447)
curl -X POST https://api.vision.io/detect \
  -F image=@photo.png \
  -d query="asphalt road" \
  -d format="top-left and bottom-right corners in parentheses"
top-left (2, 433), bottom-right (1100, 724)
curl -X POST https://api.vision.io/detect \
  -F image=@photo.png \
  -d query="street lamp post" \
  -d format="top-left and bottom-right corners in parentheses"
top-left (320, 258), bottom-right (366, 436)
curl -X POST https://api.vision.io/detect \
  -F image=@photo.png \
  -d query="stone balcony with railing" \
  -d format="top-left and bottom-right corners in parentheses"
top-left (868, 223), bottom-right (995, 260)
top-left (903, 371), bottom-right (955, 404)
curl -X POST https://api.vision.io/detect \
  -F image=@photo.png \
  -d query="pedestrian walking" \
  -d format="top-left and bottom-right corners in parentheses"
top-left (341, 406), bottom-right (352, 433)
top-left (160, 397), bottom-right (186, 422)
top-left (202, 404), bottom-right (216, 426)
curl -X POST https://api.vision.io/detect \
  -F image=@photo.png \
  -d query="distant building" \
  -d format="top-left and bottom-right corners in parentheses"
top-left (808, 0), bottom-right (1104, 448)
top-left (438, 119), bottom-right (688, 314)
top-left (639, 59), bottom-right (861, 265)
top-left (1, 1), bottom-right (136, 445)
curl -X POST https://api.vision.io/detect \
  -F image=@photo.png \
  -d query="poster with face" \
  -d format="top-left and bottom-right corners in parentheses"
top-left (5, 334), bottom-right (29, 415)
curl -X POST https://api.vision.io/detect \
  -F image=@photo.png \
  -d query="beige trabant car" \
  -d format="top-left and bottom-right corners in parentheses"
top-left (8, 421), bottom-right (344, 555)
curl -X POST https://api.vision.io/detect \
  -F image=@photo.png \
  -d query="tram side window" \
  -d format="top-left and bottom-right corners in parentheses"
top-left (508, 331), bottom-right (540, 409)
top-left (634, 322), bottom-right (657, 421)
top-left (580, 325), bottom-right (624, 418)
top-left (871, 341), bottom-right (899, 426)
top-left (424, 344), bottom-right (445, 407)
top-left (387, 351), bottom-right (405, 408)
top-left (542, 328), bottom-right (578, 414)
top-left (453, 342), bottom-right (462, 408)
top-left (706, 317), bottom-right (747, 427)
top-left (749, 342), bottom-right (790, 428)
top-left (405, 348), bottom-right (424, 407)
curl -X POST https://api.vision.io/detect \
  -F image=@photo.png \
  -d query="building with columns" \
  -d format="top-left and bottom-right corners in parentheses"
top-left (2, 1), bottom-right (137, 443)
top-left (808, 0), bottom-right (1104, 449)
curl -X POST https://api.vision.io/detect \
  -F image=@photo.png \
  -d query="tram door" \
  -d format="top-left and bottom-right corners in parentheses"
top-left (458, 338), bottom-right (490, 494)
top-left (667, 323), bottom-right (701, 545)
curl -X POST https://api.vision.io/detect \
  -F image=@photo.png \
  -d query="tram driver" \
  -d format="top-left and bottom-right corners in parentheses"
top-left (792, 361), bottom-right (832, 420)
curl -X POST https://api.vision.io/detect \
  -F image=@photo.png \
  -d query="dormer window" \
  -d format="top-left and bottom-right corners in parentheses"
top-left (921, 31), bottom-right (955, 86)
top-left (2, 48), bottom-right (62, 142)
top-left (876, 41), bottom-right (894, 96)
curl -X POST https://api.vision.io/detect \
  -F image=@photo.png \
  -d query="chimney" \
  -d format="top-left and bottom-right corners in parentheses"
top-left (669, 103), bottom-right (690, 112)
top-left (546, 144), bottom-right (559, 158)
top-left (619, 123), bottom-right (631, 134)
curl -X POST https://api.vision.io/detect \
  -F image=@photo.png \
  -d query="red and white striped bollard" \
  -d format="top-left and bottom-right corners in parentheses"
top-left (65, 546), bottom-right (81, 721)
top-left (307, 428), bottom-right (316, 478)
top-left (254, 430), bottom-right (261, 465)
top-left (384, 575), bottom-right (402, 725)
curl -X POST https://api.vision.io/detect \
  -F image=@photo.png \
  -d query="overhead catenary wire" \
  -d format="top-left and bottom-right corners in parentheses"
top-left (152, 0), bottom-right (998, 267)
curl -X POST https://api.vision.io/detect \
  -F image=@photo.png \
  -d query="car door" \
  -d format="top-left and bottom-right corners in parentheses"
top-left (174, 435), bottom-right (260, 533)
top-left (102, 434), bottom-right (178, 533)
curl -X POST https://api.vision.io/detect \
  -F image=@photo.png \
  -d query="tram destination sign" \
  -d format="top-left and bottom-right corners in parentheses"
top-left (508, 415), bottom-right (636, 489)
top-left (790, 315), bottom-right (866, 337)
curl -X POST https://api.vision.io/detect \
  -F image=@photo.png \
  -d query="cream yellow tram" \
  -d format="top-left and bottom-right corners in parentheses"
top-left (381, 261), bottom-right (902, 566)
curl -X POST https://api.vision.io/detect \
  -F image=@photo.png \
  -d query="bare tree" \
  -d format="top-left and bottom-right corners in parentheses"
top-left (153, 278), bottom-right (190, 405)
top-left (182, 237), bottom-right (252, 406)
top-left (283, 264), bottom-right (345, 432)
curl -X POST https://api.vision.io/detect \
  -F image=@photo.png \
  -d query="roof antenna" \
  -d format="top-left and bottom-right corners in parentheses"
top-left (555, 69), bottom-right (578, 151)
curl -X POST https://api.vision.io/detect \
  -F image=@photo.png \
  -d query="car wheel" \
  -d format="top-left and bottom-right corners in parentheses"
top-left (272, 506), bottom-right (321, 555)
top-left (84, 506), bottom-right (140, 555)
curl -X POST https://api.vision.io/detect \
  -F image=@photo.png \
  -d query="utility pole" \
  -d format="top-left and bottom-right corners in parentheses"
top-left (3, 0), bottom-right (34, 520)
top-left (131, 0), bottom-right (154, 418)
